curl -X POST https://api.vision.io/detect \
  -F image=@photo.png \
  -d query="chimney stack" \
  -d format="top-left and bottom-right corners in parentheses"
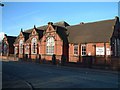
top-left (34, 25), bottom-right (36, 29)
top-left (80, 22), bottom-right (84, 25)
top-left (48, 22), bottom-right (53, 25)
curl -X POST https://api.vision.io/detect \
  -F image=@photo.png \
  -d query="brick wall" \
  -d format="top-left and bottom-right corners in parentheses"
top-left (40, 30), bottom-right (64, 61)
top-left (69, 42), bottom-right (111, 63)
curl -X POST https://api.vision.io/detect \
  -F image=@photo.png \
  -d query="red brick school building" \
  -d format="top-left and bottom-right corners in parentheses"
top-left (2, 16), bottom-right (120, 64)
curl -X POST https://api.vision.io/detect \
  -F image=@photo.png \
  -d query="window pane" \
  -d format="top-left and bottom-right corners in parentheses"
top-left (74, 45), bottom-right (78, 55)
top-left (31, 38), bottom-right (37, 54)
top-left (81, 44), bottom-right (86, 56)
top-left (46, 37), bottom-right (54, 54)
top-left (19, 40), bottom-right (23, 54)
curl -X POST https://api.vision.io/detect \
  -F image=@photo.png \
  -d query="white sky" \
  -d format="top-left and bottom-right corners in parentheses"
top-left (0, 32), bottom-right (4, 41)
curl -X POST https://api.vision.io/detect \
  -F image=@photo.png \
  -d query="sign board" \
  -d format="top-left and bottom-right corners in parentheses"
top-left (96, 47), bottom-right (104, 55)
top-left (106, 48), bottom-right (111, 55)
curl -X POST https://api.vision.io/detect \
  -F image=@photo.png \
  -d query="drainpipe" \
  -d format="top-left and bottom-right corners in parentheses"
top-left (93, 44), bottom-right (96, 64)
top-left (104, 43), bottom-right (106, 64)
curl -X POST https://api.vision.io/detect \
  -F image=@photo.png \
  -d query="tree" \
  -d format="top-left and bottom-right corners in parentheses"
top-left (52, 54), bottom-right (56, 65)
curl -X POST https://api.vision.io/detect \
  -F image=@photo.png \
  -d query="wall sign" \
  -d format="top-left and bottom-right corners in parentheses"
top-left (96, 47), bottom-right (104, 55)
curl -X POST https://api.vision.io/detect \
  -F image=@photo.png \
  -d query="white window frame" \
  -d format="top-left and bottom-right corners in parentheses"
top-left (14, 47), bottom-right (18, 55)
top-left (46, 37), bottom-right (55, 55)
top-left (25, 46), bottom-right (29, 54)
top-left (74, 44), bottom-right (78, 55)
top-left (19, 40), bottom-right (23, 54)
top-left (31, 38), bottom-right (37, 54)
top-left (81, 44), bottom-right (86, 56)
top-left (3, 43), bottom-right (8, 55)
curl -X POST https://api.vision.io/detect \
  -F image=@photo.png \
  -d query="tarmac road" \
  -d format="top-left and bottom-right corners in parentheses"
top-left (2, 60), bottom-right (120, 89)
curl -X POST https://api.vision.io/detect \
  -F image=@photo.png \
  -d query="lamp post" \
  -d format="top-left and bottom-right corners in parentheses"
top-left (0, 2), bottom-right (4, 7)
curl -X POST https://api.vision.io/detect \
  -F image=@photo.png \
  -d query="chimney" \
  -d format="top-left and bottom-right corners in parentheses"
top-left (80, 22), bottom-right (84, 25)
top-left (21, 28), bottom-right (23, 32)
top-left (34, 25), bottom-right (36, 29)
top-left (48, 22), bottom-right (53, 25)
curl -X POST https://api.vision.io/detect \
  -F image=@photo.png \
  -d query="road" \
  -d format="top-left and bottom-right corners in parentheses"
top-left (2, 60), bottom-right (120, 89)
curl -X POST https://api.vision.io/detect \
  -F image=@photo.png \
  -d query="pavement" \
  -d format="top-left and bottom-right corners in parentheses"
top-left (2, 60), bottom-right (120, 89)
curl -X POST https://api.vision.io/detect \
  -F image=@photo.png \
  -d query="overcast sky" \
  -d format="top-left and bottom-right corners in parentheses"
top-left (1, 2), bottom-right (118, 37)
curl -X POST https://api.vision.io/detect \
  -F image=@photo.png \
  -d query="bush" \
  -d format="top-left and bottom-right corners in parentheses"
top-left (52, 54), bottom-right (56, 65)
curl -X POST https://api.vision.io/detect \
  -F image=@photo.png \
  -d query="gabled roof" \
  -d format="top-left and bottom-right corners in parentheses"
top-left (67, 19), bottom-right (116, 43)
top-left (23, 21), bottom-right (69, 43)
top-left (52, 25), bottom-right (68, 43)
top-left (14, 18), bottom-right (119, 44)
top-left (37, 25), bottom-right (47, 30)
top-left (24, 29), bottom-right (33, 33)
top-left (4, 35), bottom-right (17, 47)
top-left (54, 21), bottom-right (70, 27)
top-left (22, 32), bottom-right (30, 41)
top-left (14, 31), bottom-right (30, 44)
top-left (33, 27), bottom-right (44, 40)
top-left (25, 27), bottom-right (44, 43)
top-left (24, 21), bottom-right (69, 33)
top-left (24, 25), bottom-right (47, 34)
top-left (14, 37), bottom-right (19, 44)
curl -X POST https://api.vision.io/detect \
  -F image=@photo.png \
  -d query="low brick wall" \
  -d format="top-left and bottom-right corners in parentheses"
top-left (0, 55), bottom-right (119, 70)
top-left (0, 55), bottom-right (18, 61)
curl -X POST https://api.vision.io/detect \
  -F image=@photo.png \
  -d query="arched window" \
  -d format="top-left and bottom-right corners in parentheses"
top-left (3, 43), bottom-right (8, 55)
top-left (25, 46), bottom-right (29, 54)
top-left (14, 47), bottom-right (18, 55)
top-left (19, 40), bottom-right (23, 54)
top-left (46, 37), bottom-right (55, 55)
top-left (31, 38), bottom-right (37, 54)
